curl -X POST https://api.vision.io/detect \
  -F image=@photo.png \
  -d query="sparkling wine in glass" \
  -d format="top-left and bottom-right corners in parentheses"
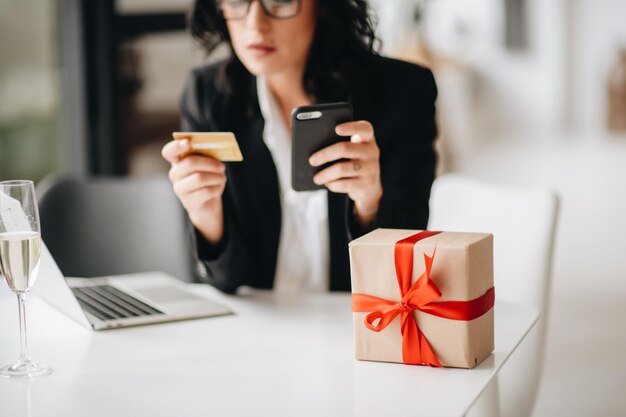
top-left (0, 180), bottom-right (52, 378)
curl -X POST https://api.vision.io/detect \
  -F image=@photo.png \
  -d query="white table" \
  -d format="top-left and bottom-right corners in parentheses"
top-left (0, 283), bottom-right (537, 417)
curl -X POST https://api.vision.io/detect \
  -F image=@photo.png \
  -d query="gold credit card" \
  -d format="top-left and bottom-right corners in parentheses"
top-left (172, 132), bottom-right (243, 162)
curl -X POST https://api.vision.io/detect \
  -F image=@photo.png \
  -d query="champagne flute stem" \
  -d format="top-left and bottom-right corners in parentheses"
top-left (16, 292), bottom-right (30, 362)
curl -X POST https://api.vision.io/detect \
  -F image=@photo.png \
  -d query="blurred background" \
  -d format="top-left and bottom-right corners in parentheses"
top-left (1, 0), bottom-right (625, 415)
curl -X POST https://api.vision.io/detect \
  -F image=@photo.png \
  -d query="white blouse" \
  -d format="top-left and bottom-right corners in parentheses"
top-left (256, 76), bottom-right (330, 293)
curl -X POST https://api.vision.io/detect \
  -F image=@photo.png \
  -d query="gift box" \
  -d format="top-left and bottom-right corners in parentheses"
top-left (349, 229), bottom-right (494, 368)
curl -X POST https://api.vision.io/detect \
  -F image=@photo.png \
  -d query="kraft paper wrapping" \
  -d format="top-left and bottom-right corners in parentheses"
top-left (349, 229), bottom-right (494, 368)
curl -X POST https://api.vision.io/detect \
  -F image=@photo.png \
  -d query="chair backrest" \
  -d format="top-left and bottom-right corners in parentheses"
top-left (36, 175), bottom-right (192, 282)
top-left (430, 174), bottom-right (559, 417)
top-left (428, 174), bottom-right (559, 316)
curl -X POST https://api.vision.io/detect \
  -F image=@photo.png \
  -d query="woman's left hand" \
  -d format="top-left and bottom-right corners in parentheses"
top-left (309, 120), bottom-right (383, 227)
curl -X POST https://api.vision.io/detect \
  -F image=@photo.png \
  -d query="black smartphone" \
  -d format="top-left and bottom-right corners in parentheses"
top-left (291, 102), bottom-right (353, 192)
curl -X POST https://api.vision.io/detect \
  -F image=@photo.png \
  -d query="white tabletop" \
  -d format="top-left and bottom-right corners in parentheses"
top-left (0, 284), bottom-right (537, 417)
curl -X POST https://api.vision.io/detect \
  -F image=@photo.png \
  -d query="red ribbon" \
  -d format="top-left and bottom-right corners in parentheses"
top-left (352, 231), bottom-right (495, 367)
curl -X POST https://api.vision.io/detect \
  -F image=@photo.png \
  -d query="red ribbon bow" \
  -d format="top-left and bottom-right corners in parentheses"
top-left (352, 231), bottom-right (495, 367)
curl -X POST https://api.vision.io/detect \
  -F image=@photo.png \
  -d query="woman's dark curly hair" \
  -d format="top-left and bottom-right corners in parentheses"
top-left (189, 0), bottom-right (380, 102)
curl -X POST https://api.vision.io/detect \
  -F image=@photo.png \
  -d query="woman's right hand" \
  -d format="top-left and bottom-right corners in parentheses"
top-left (162, 139), bottom-right (227, 244)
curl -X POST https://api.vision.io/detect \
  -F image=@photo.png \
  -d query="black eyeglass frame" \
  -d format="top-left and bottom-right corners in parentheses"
top-left (218, 0), bottom-right (302, 20)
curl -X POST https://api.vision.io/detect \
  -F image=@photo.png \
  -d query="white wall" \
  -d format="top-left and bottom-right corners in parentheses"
top-left (566, 0), bottom-right (626, 134)
top-left (468, 0), bottom-right (567, 137)
top-left (371, 0), bottom-right (568, 150)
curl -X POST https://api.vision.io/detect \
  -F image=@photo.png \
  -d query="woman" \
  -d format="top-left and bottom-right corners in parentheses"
top-left (162, 0), bottom-right (437, 294)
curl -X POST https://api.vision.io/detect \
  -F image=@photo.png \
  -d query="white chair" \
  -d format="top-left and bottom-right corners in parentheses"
top-left (428, 173), bottom-right (560, 417)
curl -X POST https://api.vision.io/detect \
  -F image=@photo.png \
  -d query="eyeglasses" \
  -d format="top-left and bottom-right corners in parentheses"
top-left (218, 0), bottom-right (301, 20)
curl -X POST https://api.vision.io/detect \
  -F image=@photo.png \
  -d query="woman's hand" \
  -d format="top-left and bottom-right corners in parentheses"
top-left (309, 120), bottom-right (383, 227)
top-left (162, 139), bottom-right (227, 244)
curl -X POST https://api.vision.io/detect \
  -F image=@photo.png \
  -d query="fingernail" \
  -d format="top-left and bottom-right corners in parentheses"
top-left (179, 139), bottom-right (190, 149)
top-left (309, 156), bottom-right (319, 166)
top-left (336, 126), bottom-right (345, 135)
top-left (313, 175), bottom-right (321, 185)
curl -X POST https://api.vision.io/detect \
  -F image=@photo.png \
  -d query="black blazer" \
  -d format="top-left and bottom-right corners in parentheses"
top-left (181, 54), bottom-right (437, 294)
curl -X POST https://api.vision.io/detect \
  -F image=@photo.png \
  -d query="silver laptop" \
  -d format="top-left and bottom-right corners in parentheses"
top-left (35, 243), bottom-right (232, 330)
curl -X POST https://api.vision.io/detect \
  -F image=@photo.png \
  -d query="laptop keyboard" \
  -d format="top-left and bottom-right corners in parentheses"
top-left (71, 285), bottom-right (164, 321)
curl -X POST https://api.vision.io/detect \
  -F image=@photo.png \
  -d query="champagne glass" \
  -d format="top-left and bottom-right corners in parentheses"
top-left (0, 180), bottom-right (52, 378)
